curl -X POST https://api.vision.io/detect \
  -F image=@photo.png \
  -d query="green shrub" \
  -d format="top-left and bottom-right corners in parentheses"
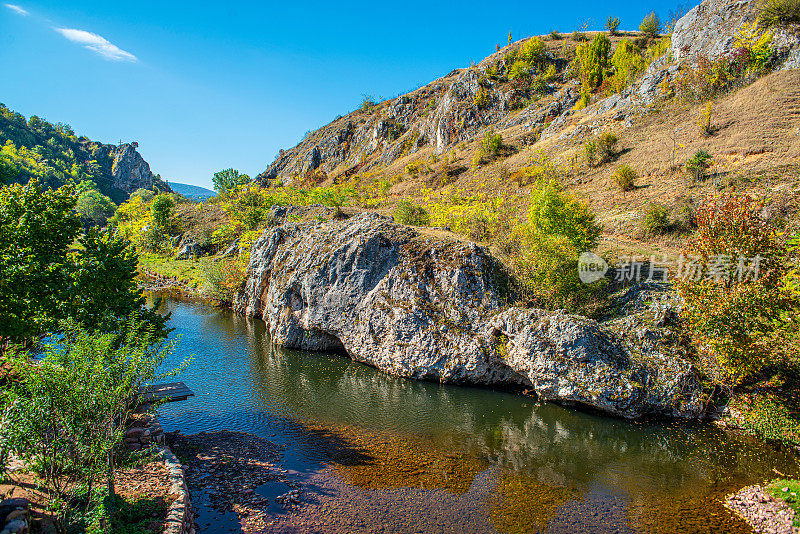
top-left (150, 194), bottom-right (175, 229)
top-left (549, 30), bottom-right (562, 40)
top-left (597, 132), bottom-right (619, 161)
top-left (361, 94), bottom-right (377, 111)
top-left (482, 131), bottom-right (503, 155)
top-left (642, 202), bottom-right (671, 234)
top-left (606, 16), bottom-right (621, 34)
top-left (612, 164), bottom-right (637, 191)
top-left (585, 132), bottom-right (619, 166)
top-left (2, 323), bottom-right (178, 531)
top-left (699, 103), bottom-right (714, 136)
top-left (507, 37), bottom-right (548, 81)
top-left (473, 86), bottom-right (490, 108)
top-left (393, 199), bottom-right (430, 226)
top-left (686, 149), bottom-right (713, 180)
top-left (201, 256), bottom-right (248, 303)
top-left (512, 179), bottom-right (604, 311)
top-left (572, 31), bottom-right (589, 42)
top-left (676, 193), bottom-right (796, 385)
top-left (584, 140), bottom-right (598, 166)
top-left (573, 33), bottom-right (612, 93)
top-left (610, 39), bottom-right (646, 92)
top-left (760, 0), bottom-right (800, 25)
top-left (527, 179), bottom-right (601, 252)
top-left (639, 12), bottom-right (661, 39)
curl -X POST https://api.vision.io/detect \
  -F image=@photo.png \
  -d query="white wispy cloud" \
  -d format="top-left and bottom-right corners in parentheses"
top-left (54, 27), bottom-right (138, 62)
top-left (4, 3), bottom-right (29, 16)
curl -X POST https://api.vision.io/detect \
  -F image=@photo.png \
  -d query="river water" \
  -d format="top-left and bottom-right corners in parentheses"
top-left (152, 295), bottom-right (800, 533)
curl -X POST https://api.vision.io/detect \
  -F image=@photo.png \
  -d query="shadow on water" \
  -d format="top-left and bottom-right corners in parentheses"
top-left (149, 294), bottom-right (800, 533)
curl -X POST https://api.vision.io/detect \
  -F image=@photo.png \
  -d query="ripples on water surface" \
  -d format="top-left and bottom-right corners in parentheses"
top-left (152, 295), bottom-right (800, 533)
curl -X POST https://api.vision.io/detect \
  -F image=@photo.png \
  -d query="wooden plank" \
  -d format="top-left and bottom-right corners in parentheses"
top-left (137, 381), bottom-right (195, 404)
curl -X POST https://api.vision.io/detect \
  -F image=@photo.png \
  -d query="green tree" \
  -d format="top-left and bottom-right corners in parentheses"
top-left (574, 33), bottom-right (612, 94)
top-left (70, 229), bottom-right (169, 338)
top-left (0, 180), bottom-right (81, 347)
top-left (606, 16), bottom-right (621, 34)
top-left (150, 194), bottom-right (175, 229)
top-left (0, 153), bottom-right (18, 184)
top-left (0, 180), bottom-right (168, 350)
top-left (2, 322), bottom-right (180, 532)
top-left (212, 168), bottom-right (251, 194)
top-left (527, 179), bottom-right (602, 252)
top-left (76, 188), bottom-right (117, 226)
top-left (640, 12), bottom-right (661, 39)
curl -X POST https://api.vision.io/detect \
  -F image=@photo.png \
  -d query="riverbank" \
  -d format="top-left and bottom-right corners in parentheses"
top-left (726, 484), bottom-right (799, 534)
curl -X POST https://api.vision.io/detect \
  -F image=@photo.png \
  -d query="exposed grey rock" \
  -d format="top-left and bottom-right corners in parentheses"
top-left (221, 238), bottom-right (240, 258)
top-left (671, 0), bottom-right (800, 69)
top-left (110, 143), bottom-right (161, 194)
top-left (235, 214), bottom-right (708, 419)
top-left (175, 238), bottom-right (201, 260)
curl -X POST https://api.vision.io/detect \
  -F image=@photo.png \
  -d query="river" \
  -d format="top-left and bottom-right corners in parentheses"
top-left (152, 295), bottom-right (800, 533)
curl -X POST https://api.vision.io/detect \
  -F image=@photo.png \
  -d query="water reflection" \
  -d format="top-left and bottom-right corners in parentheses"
top-left (153, 295), bottom-right (799, 533)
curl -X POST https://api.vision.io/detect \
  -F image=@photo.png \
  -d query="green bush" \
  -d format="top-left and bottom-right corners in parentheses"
top-left (585, 132), bottom-right (619, 166)
top-left (150, 194), bottom-right (175, 229)
top-left (482, 131), bottom-right (503, 155)
top-left (612, 164), bottom-right (637, 191)
top-left (2, 323), bottom-right (178, 531)
top-left (610, 39), bottom-right (646, 92)
top-left (573, 33), bottom-right (612, 94)
top-left (512, 179), bottom-right (604, 311)
top-left (686, 149), bottom-right (713, 180)
top-left (549, 30), bottom-right (562, 40)
top-left (676, 193), bottom-right (796, 385)
top-left (201, 257), bottom-right (248, 303)
top-left (642, 202), bottom-right (671, 234)
top-left (760, 0), bottom-right (800, 25)
top-left (473, 86), bottom-right (490, 109)
top-left (572, 31), bottom-right (589, 42)
top-left (527, 179), bottom-right (601, 252)
top-left (639, 12), bottom-right (661, 39)
top-left (393, 199), bottom-right (430, 226)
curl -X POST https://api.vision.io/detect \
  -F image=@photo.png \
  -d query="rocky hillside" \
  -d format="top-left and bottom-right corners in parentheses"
top-left (0, 103), bottom-right (169, 202)
top-left (257, 0), bottom-right (800, 197)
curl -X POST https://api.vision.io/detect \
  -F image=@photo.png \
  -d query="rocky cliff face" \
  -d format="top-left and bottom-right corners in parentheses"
top-left (256, 0), bottom-right (799, 185)
top-left (235, 214), bottom-right (708, 419)
top-left (110, 143), bottom-right (159, 193)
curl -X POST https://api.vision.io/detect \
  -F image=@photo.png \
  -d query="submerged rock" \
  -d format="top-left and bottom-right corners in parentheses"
top-left (235, 213), bottom-right (708, 419)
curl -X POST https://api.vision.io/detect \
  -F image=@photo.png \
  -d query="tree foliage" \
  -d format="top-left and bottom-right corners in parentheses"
top-left (676, 193), bottom-right (798, 385)
top-left (573, 33), bottom-right (612, 100)
top-left (0, 180), bottom-right (81, 345)
top-left (1, 322), bottom-right (180, 531)
top-left (0, 180), bottom-right (166, 348)
top-left (212, 168), bottom-right (251, 194)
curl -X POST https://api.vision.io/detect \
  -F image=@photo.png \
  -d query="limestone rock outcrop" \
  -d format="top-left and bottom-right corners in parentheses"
top-left (235, 214), bottom-right (708, 419)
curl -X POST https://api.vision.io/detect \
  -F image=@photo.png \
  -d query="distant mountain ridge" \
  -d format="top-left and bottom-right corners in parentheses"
top-left (0, 103), bottom-right (170, 202)
top-left (168, 182), bottom-right (216, 200)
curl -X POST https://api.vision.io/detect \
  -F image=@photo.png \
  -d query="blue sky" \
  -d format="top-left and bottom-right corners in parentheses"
top-left (1, 1), bottom-right (685, 189)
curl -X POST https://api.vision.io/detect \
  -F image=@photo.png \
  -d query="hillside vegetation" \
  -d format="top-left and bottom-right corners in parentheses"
top-left (0, 103), bottom-right (170, 203)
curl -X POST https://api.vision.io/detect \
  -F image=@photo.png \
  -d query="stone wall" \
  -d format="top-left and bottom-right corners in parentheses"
top-left (0, 499), bottom-right (29, 534)
top-left (125, 413), bottom-right (195, 534)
